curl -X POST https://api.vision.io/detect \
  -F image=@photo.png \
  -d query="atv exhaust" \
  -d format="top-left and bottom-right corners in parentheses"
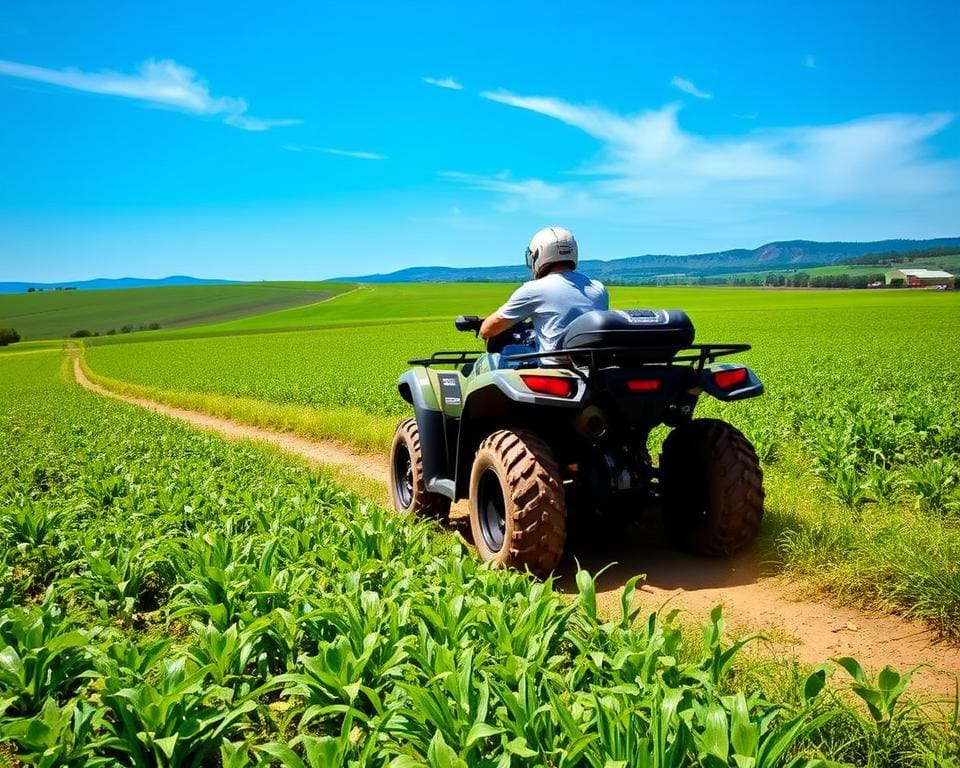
top-left (575, 405), bottom-right (608, 439)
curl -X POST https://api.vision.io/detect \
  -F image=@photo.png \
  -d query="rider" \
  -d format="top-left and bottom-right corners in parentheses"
top-left (479, 226), bottom-right (609, 362)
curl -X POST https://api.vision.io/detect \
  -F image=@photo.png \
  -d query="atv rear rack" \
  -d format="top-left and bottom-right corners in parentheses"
top-left (503, 343), bottom-right (752, 375)
top-left (408, 344), bottom-right (750, 374)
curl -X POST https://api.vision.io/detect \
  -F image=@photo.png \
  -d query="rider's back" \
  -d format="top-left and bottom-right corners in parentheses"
top-left (499, 271), bottom-right (609, 352)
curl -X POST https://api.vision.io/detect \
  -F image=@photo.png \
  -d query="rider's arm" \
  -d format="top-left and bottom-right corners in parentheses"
top-left (479, 313), bottom-right (515, 340)
top-left (480, 282), bottom-right (539, 340)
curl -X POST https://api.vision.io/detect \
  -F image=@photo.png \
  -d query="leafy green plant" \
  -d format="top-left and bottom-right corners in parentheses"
top-left (0, 698), bottom-right (104, 768)
top-left (904, 457), bottom-right (958, 514)
top-left (834, 657), bottom-right (912, 729)
top-left (0, 602), bottom-right (98, 719)
top-left (97, 657), bottom-right (255, 767)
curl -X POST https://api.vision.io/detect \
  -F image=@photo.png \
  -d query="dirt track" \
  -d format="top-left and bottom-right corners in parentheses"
top-left (74, 358), bottom-right (960, 700)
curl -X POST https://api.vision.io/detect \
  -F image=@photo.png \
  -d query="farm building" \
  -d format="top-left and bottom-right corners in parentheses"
top-left (885, 268), bottom-right (955, 287)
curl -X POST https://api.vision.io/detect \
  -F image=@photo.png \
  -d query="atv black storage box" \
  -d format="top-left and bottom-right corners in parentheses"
top-left (559, 309), bottom-right (695, 359)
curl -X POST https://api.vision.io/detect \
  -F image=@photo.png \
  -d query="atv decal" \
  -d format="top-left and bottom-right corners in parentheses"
top-left (438, 373), bottom-right (462, 405)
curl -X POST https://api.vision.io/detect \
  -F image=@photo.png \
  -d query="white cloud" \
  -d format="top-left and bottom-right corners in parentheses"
top-left (422, 76), bottom-right (463, 91)
top-left (670, 76), bottom-right (713, 100)
top-left (283, 145), bottom-right (387, 160)
top-left (0, 57), bottom-right (299, 130)
top-left (455, 88), bottom-right (959, 239)
top-left (804, 54), bottom-right (817, 69)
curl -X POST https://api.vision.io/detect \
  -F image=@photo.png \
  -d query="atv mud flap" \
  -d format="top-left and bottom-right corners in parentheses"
top-left (413, 405), bottom-right (455, 498)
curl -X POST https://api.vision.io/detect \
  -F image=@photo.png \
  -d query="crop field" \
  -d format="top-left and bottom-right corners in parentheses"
top-left (4, 284), bottom-right (960, 765)
top-left (9, 351), bottom-right (960, 765)
top-left (102, 283), bottom-right (946, 335)
top-left (0, 282), bottom-right (351, 341)
top-left (79, 285), bottom-right (960, 639)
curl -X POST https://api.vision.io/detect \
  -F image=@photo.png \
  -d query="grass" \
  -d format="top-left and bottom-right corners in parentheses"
top-left (0, 339), bottom-right (65, 355)
top-left (0, 281), bottom-right (353, 341)
top-left (79, 355), bottom-right (396, 453)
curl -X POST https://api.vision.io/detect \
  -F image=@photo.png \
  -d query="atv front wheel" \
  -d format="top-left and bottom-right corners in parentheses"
top-left (468, 430), bottom-right (566, 576)
top-left (659, 418), bottom-right (764, 555)
top-left (389, 418), bottom-right (451, 520)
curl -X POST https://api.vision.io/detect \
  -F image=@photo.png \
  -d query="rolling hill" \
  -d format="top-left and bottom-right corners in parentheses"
top-left (0, 275), bottom-right (237, 294)
top-left (344, 237), bottom-right (960, 283)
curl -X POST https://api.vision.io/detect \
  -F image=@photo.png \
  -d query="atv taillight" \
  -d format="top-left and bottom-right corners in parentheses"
top-left (626, 378), bottom-right (661, 392)
top-left (521, 375), bottom-right (574, 398)
top-left (712, 367), bottom-right (748, 389)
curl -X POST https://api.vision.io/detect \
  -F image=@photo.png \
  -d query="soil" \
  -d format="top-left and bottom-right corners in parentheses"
top-left (73, 358), bottom-right (960, 701)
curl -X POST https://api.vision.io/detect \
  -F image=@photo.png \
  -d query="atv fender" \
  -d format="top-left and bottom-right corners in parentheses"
top-left (398, 368), bottom-right (456, 499)
top-left (453, 369), bottom-right (585, 498)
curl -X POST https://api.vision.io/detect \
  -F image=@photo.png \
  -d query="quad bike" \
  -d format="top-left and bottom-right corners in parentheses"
top-left (389, 308), bottom-right (765, 575)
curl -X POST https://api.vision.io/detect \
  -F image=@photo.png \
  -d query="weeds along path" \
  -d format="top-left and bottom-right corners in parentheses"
top-left (73, 356), bottom-right (388, 488)
top-left (72, 356), bottom-right (960, 700)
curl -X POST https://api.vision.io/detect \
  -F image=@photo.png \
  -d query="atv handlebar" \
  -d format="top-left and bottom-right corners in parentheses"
top-left (455, 315), bottom-right (535, 353)
top-left (454, 315), bottom-right (482, 333)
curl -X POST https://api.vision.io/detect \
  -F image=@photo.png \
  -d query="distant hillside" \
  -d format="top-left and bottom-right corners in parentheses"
top-left (0, 275), bottom-right (237, 295)
top-left (344, 237), bottom-right (960, 284)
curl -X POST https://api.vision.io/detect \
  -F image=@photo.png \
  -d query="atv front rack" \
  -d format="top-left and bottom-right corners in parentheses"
top-left (407, 350), bottom-right (484, 369)
top-left (504, 343), bottom-right (752, 375)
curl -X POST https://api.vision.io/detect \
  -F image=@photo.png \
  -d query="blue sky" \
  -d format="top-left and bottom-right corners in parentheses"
top-left (1, 1), bottom-right (958, 281)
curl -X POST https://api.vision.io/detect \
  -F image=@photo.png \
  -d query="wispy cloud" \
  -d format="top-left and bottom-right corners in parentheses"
top-left (670, 76), bottom-right (713, 100)
top-left (283, 145), bottom-right (387, 160)
top-left (441, 170), bottom-right (601, 215)
top-left (458, 88), bottom-right (959, 238)
top-left (422, 76), bottom-right (463, 91)
top-left (0, 57), bottom-right (299, 130)
top-left (804, 54), bottom-right (817, 69)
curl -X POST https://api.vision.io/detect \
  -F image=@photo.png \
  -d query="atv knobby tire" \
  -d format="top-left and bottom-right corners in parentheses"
top-left (468, 429), bottom-right (566, 576)
top-left (659, 418), bottom-right (764, 555)
top-left (389, 418), bottom-right (451, 520)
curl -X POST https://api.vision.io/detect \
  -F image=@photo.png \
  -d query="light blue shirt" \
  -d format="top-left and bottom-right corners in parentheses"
top-left (498, 271), bottom-right (609, 352)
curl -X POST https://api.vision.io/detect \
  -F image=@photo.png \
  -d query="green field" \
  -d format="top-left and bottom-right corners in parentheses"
top-left (0, 282), bottom-right (352, 341)
top-left (85, 281), bottom-right (952, 338)
top-left (4, 348), bottom-right (958, 765)
top-left (5, 283), bottom-right (960, 765)
top-left (79, 284), bottom-right (960, 639)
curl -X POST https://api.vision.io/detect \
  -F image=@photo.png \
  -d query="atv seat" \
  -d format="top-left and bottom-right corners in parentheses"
top-left (556, 309), bottom-right (695, 361)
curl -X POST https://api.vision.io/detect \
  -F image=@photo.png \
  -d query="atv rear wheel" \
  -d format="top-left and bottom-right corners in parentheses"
top-left (389, 418), bottom-right (451, 520)
top-left (468, 430), bottom-right (566, 576)
top-left (659, 418), bottom-right (764, 555)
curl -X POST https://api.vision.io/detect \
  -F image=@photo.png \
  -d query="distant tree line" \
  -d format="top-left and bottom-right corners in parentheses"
top-left (841, 246), bottom-right (959, 266)
top-left (69, 323), bottom-right (161, 339)
top-left (26, 286), bottom-right (77, 292)
top-left (758, 272), bottom-right (887, 288)
top-left (603, 272), bottom-right (890, 288)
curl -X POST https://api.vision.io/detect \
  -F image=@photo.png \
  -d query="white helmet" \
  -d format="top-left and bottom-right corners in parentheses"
top-left (525, 226), bottom-right (578, 278)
